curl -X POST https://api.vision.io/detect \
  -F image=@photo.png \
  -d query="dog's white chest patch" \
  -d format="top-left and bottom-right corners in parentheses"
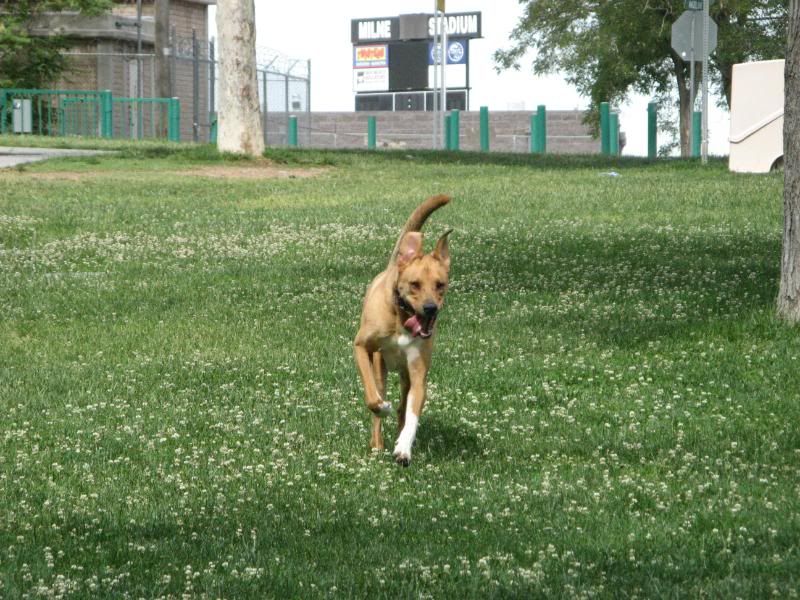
top-left (381, 334), bottom-right (423, 371)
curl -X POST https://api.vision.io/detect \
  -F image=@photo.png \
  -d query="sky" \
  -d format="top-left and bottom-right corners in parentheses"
top-left (209, 0), bottom-right (731, 157)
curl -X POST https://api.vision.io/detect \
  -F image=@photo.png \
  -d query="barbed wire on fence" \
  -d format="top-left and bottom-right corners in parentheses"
top-left (255, 45), bottom-right (310, 78)
top-left (170, 35), bottom-right (310, 78)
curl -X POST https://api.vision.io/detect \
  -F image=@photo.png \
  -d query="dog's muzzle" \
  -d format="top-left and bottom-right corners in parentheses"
top-left (403, 311), bottom-right (438, 338)
top-left (396, 290), bottom-right (439, 338)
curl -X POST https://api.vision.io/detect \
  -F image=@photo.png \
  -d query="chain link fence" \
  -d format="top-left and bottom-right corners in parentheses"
top-left (58, 32), bottom-right (310, 144)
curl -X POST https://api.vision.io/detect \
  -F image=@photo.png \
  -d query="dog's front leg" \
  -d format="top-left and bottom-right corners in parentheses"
top-left (353, 340), bottom-right (392, 419)
top-left (370, 352), bottom-right (388, 450)
top-left (393, 360), bottom-right (428, 467)
top-left (397, 371), bottom-right (410, 433)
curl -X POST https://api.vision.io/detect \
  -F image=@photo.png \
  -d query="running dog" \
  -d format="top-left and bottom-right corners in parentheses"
top-left (353, 194), bottom-right (452, 466)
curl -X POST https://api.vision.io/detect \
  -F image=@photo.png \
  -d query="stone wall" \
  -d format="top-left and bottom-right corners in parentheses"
top-left (265, 110), bottom-right (600, 154)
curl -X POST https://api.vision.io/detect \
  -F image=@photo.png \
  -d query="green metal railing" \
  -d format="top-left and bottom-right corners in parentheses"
top-left (0, 89), bottom-right (111, 138)
top-left (0, 88), bottom-right (179, 141)
top-left (113, 97), bottom-right (180, 142)
top-left (367, 116), bottom-right (376, 150)
top-left (530, 105), bottom-right (547, 154)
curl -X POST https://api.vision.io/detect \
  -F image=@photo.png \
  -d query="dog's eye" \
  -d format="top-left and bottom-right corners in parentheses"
top-left (410, 281), bottom-right (421, 291)
top-left (436, 281), bottom-right (446, 291)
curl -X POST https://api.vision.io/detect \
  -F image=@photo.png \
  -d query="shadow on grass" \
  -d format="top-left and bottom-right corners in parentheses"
top-left (263, 146), bottom-right (729, 171)
top-left (416, 416), bottom-right (482, 462)
top-left (0, 134), bottom-right (727, 171)
top-left (456, 228), bottom-right (781, 349)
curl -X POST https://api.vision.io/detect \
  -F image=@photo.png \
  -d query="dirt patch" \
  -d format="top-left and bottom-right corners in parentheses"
top-left (0, 161), bottom-right (327, 181)
top-left (2, 171), bottom-right (88, 182)
top-left (173, 164), bottom-right (326, 180)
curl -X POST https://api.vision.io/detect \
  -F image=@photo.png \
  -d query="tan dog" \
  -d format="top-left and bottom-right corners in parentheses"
top-left (354, 194), bottom-right (452, 466)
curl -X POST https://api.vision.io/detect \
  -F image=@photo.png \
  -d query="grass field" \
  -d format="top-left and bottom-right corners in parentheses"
top-left (1, 140), bottom-right (798, 598)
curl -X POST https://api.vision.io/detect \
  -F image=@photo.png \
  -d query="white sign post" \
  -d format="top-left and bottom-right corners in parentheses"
top-left (701, 0), bottom-right (710, 164)
top-left (432, 0), bottom-right (440, 148)
top-left (441, 8), bottom-right (448, 148)
top-left (671, 6), bottom-right (717, 162)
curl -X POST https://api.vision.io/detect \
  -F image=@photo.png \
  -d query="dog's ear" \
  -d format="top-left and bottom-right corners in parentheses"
top-left (397, 232), bottom-right (423, 268)
top-left (433, 229), bottom-right (452, 269)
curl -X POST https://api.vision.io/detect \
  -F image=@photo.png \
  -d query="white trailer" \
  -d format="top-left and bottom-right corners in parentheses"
top-left (729, 59), bottom-right (784, 173)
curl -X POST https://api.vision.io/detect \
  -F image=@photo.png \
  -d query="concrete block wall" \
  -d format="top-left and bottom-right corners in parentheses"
top-left (265, 110), bottom-right (600, 154)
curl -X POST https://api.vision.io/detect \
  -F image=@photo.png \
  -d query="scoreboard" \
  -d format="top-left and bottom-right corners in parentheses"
top-left (351, 12), bottom-right (482, 112)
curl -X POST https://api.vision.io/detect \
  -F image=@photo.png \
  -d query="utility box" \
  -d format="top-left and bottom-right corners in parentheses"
top-left (729, 60), bottom-right (784, 173)
top-left (12, 98), bottom-right (33, 134)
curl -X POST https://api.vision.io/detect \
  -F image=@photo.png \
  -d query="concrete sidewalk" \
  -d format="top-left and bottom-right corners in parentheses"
top-left (0, 146), bottom-right (111, 168)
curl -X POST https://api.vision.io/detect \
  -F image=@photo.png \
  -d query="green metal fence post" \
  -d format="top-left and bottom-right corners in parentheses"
top-left (100, 90), bottom-right (113, 138)
top-left (209, 112), bottom-right (217, 144)
top-left (367, 116), bottom-right (376, 150)
top-left (600, 102), bottom-right (611, 155)
top-left (449, 109), bottom-right (460, 151)
top-left (691, 111), bottom-right (701, 158)
top-left (168, 97), bottom-right (180, 142)
top-left (479, 106), bottom-right (489, 152)
top-left (444, 114), bottom-right (452, 151)
top-left (0, 90), bottom-right (7, 134)
top-left (530, 106), bottom-right (546, 154)
top-left (647, 102), bottom-right (657, 160)
top-left (536, 104), bottom-right (547, 154)
top-left (609, 111), bottom-right (620, 155)
top-left (288, 115), bottom-right (298, 147)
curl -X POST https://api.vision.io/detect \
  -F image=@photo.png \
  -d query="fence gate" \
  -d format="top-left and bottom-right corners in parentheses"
top-left (0, 89), bottom-right (112, 138)
top-left (0, 88), bottom-right (180, 141)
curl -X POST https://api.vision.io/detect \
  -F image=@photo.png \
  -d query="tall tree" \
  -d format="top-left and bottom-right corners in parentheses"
top-left (778, 0), bottom-right (800, 322)
top-left (0, 0), bottom-right (112, 89)
top-left (495, 0), bottom-right (786, 157)
top-left (215, 0), bottom-right (264, 156)
top-left (154, 0), bottom-right (171, 100)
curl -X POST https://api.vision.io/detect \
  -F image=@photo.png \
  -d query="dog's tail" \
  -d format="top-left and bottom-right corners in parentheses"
top-left (388, 194), bottom-right (451, 266)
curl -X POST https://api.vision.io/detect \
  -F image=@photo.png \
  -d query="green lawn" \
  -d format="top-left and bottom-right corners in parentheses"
top-left (0, 142), bottom-right (797, 598)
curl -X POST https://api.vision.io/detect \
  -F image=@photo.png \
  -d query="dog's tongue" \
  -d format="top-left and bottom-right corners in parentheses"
top-left (404, 314), bottom-right (423, 337)
top-left (403, 314), bottom-right (432, 338)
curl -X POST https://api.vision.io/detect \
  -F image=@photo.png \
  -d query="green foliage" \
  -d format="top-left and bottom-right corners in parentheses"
top-left (496, 0), bottom-right (787, 115)
top-left (0, 0), bottom-right (113, 88)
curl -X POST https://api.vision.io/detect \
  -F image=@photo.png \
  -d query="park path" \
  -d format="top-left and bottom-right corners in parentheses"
top-left (0, 146), bottom-right (110, 168)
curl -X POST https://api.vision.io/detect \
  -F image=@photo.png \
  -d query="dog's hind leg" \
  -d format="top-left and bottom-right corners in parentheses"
top-left (370, 352), bottom-right (388, 450)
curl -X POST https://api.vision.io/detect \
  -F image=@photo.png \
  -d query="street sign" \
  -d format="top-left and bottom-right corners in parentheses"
top-left (671, 10), bottom-right (717, 59)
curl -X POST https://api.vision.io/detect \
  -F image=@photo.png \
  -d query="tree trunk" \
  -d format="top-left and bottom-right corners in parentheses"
top-left (215, 0), bottom-right (264, 156)
top-left (779, 0), bottom-right (800, 322)
top-left (673, 53), bottom-right (692, 158)
top-left (673, 60), bottom-right (692, 158)
top-left (717, 60), bottom-right (733, 109)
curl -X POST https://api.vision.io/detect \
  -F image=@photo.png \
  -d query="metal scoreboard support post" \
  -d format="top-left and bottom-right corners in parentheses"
top-left (432, 2), bottom-right (438, 148)
top-left (441, 2), bottom-right (448, 149)
top-left (432, 0), bottom-right (448, 149)
top-left (433, 0), bottom-right (442, 149)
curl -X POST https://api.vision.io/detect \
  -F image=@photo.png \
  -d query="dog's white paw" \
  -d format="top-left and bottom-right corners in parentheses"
top-left (374, 401), bottom-right (392, 417)
top-left (393, 448), bottom-right (411, 467)
top-left (393, 440), bottom-right (412, 467)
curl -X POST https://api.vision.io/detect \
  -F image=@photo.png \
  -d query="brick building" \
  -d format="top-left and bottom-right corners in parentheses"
top-left (21, 0), bottom-right (215, 141)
